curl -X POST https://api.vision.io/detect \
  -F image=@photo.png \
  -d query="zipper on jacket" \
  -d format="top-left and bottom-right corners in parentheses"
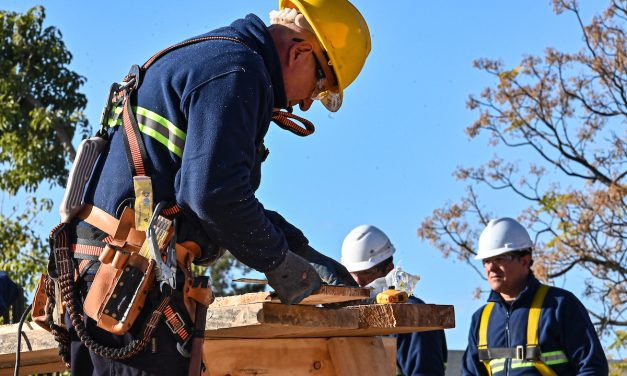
top-left (505, 307), bottom-right (511, 376)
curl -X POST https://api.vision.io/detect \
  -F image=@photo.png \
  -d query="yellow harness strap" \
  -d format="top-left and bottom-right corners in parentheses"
top-left (527, 284), bottom-right (557, 376)
top-left (478, 284), bottom-right (560, 376)
top-left (478, 302), bottom-right (495, 376)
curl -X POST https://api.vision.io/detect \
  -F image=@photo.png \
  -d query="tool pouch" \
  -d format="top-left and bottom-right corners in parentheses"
top-left (31, 274), bottom-right (51, 331)
top-left (84, 245), bottom-right (155, 335)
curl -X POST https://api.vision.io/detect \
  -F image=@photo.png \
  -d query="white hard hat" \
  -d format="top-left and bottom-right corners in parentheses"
top-left (475, 217), bottom-right (533, 260)
top-left (341, 225), bottom-right (395, 272)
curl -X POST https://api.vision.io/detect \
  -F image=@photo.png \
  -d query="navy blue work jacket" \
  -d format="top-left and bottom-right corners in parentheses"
top-left (84, 14), bottom-right (291, 272)
top-left (461, 275), bottom-right (608, 375)
top-left (395, 295), bottom-right (448, 375)
top-left (0, 271), bottom-right (18, 312)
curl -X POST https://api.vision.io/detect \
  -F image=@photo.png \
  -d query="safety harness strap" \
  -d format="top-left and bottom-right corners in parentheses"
top-left (478, 346), bottom-right (541, 361)
top-left (477, 284), bottom-right (563, 376)
top-left (121, 94), bottom-right (149, 177)
top-left (478, 302), bottom-right (495, 376)
top-left (527, 284), bottom-right (557, 376)
top-left (116, 36), bottom-right (251, 180)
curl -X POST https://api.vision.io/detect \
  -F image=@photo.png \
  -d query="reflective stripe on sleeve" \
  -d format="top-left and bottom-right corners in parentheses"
top-left (108, 106), bottom-right (185, 157)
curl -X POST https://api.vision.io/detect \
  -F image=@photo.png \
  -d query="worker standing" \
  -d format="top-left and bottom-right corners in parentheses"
top-left (341, 225), bottom-right (448, 376)
top-left (461, 217), bottom-right (609, 375)
top-left (0, 271), bottom-right (19, 315)
top-left (49, 1), bottom-right (371, 375)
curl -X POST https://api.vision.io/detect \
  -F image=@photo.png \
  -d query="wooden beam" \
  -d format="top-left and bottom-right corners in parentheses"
top-left (211, 285), bottom-right (371, 307)
top-left (327, 337), bottom-right (392, 376)
top-left (205, 302), bottom-right (359, 338)
top-left (204, 338), bottom-right (335, 375)
top-left (203, 337), bottom-right (397, 376)
top-left (204, 302), bottom-right (454, 339)
top-left (0, 322), bottom-right (66, 376)
top-left (0, 302), bottom-right (454, 373)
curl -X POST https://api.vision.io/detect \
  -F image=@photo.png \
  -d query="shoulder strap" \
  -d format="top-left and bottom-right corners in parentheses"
top-left (118, 36), bottom-right (250, 178)
top-left (527, 284), bottom-right (549, 348)
top-left (528, 284), bottom-right (559, 376)
top-left (478, 302), bottom-right (495, 376)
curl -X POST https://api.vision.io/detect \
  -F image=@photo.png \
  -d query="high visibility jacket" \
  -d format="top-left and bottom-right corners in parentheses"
top-left (82, 14), bottom-right (292, 273)
top-left (395, 295), bottom-right (448, 376)
top-left (461, 275), bottom-right (608, 375)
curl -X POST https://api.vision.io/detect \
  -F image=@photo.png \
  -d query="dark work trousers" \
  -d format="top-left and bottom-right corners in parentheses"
top-left (65, 278), bottom-right (189, 375)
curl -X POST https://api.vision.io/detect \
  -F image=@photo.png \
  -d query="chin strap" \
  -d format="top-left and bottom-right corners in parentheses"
top-left (271, 109), bottom-right (315, 137)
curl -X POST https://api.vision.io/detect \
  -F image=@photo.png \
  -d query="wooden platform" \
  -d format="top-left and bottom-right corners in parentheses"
top-left (0, 286), bottom-right (455, 375)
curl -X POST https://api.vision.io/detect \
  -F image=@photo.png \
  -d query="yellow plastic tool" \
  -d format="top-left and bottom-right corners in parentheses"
top-left (376, 287), bottom-right (409, 304)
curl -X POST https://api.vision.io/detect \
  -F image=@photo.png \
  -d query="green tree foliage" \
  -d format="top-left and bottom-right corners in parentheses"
top-left (418, 0), bottom-right (626, 343)
top-left (0, 6), bottom-right (89, 293)
top-left (195, 252), bottom-right (266, 296)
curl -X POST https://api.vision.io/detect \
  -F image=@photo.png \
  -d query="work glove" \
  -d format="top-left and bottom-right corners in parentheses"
top-left (265, 250), bottom-right (323, 304)
top-left (292, 244), bottom-right (358, 287)
top-left (263, 210), bottom-right (357, 287)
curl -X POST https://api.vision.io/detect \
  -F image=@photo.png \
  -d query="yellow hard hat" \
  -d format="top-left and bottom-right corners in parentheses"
top-left (280, 0), bottom-right (371, 111)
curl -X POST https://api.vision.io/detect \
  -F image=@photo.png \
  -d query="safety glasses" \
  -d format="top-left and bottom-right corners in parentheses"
top-left (291, 38), bottom-right (342, 112)
top-left (311, 52), bottom-right (327, 100)
top-left (482, 253), bottom-right (518, 267)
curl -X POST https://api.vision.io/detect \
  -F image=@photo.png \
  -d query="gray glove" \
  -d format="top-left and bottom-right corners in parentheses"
top-left (265, 250), bottom-right (323, 304)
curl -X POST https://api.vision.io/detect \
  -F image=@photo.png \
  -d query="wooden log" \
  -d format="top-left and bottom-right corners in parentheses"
top-left (211, 285), bottom-right (371, 307)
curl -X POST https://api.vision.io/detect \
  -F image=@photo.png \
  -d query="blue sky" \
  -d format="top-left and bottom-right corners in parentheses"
top-left (4, 1), bottom-right (608, 351)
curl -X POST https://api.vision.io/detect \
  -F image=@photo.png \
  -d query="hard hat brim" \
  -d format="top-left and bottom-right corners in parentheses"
top-left (474, 246), bottom-right (531, 260)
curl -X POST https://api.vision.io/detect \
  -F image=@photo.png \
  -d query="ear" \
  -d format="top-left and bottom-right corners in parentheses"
top-left (384, 262), bottom-right (394, 274)
top-left (288, 40), bottom-right (313, 67)
top-left (520, 254), bottom-right (533, 269)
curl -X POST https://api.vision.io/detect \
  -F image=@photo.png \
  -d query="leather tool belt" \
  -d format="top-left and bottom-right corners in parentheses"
top-left (80, 205), bottom-right (157, 335)
top-left (74, 204), bottom-right (214, 344)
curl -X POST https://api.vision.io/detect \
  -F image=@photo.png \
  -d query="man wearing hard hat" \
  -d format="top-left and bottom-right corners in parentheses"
top-left (341, 225), bottom-right (448, 376)
top-left (51, 1), bottom-right (371, 375)
top-left (462, 217), bottom-right (608, 375)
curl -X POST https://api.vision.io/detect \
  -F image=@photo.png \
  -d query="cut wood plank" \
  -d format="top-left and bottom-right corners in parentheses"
top-left (211, 285), bottom-right (371, 307)
top-left (0, 350), bottom-right (66, 376)
top-left (328, 337), bottom-right (392, 376)
top-left (204, 302), bottom-right (454, 339)
top-left (205, 302), bottom-right (359, 339)
top-left (0, 322), bottom-right (66, 376)
top-left (0, 323), bottom-right (58, 363)
top-left (352, 303), bottom-right (456, 330)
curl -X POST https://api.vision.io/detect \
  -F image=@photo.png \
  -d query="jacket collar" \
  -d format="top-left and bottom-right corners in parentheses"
top-left (226, 14), bottom-right (288, 109)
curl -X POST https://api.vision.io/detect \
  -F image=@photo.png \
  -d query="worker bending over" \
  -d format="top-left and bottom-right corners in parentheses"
top-left (46, 1), bottom-right (371, 375)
